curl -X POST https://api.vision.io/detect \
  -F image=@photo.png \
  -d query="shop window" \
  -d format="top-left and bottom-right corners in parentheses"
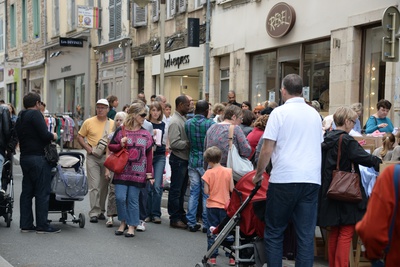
top-left (250, 51), bottom-right (277, 108)
top-left (137, 59), bottom-right (145, 91)
top-left (220, 69), bottom-right (230, 102)
top-left (362, 26), bottom-right (386, 124)
top-left (302, 40), bottom-right (330, 111)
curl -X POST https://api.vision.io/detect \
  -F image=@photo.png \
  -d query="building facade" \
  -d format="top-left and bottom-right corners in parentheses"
top-left (209, 0), bottom-right (400, 126)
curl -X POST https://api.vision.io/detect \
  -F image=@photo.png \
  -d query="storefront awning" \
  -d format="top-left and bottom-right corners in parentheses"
top-left (22, 58), bottom-right (45, 70)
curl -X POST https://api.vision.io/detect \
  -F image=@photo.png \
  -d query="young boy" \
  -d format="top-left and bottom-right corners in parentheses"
top-left (202, 146), bottom-right (234, 266)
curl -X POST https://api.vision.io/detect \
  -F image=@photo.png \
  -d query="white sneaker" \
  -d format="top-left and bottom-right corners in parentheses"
top-left (136, 220), bottom-right (146, 232)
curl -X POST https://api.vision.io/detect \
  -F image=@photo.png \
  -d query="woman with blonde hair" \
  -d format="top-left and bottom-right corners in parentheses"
top-left (319, 106), bottom-right (381, 267)
top-left (350, 102), bottom-right (362, 134)
top-left (108, 103), bottom-right (153, 237)
top-left (372, 133), bottom-right (395, 161)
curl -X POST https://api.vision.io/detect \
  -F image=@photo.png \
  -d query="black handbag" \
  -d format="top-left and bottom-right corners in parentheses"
top-left (44, 143), bottom-right (59, 166)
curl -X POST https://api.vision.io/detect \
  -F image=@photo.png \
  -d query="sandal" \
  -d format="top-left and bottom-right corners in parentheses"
top-left (106, 217), bottom-right (114, 227)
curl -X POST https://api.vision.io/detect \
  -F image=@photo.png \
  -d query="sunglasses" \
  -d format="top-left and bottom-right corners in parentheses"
top-left (139, 113), bottom-right (147, 118)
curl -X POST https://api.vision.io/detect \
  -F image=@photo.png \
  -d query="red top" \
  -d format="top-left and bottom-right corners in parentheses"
top-left (356, 164), bottom-right (400, 266)
top-left (246, 127), bottom-right (264, 159)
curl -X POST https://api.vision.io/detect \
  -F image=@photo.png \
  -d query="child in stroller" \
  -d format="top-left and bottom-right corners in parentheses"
top-left (197, 170), bottom-right (269, 267)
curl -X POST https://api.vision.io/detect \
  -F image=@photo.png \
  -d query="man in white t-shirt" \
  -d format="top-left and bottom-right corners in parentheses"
top-left (253, 74), bottom-right (323, 267)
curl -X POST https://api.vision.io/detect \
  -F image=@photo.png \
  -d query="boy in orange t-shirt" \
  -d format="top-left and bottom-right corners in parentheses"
top-left (202, 146), bottom-right (234, 266)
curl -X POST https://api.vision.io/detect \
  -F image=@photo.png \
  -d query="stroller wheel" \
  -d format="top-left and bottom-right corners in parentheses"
top-left (78, 213), bottom-right (85, 228)
top-left (5, 212), bottom-right (11, 227)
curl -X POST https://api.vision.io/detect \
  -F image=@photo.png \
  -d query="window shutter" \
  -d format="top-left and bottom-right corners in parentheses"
top-left (170, 0), bottom-right (176, 16)
top-left (109, 0), bottom-right (115, 40)
top-left (152, 0), bottom-right (159, 22)
top-left (54, 0), bottom-right (60, 35)
top-left (0, 19), bottom-right (3, 51)
top-left (178, 0), bottom-right (186, 13)
top-left (115, 0), bottom-right (122, 38)
top-left (133, 3), bottom-right (147, 27)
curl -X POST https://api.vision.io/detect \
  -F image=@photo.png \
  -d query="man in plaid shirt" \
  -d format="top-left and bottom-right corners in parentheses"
top-left (185, 100), bottom-right (215, 232)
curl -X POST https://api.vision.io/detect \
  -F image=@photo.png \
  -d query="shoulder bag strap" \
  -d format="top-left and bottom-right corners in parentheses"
top-left (336, 134), bottom-right (343, 171)
top-left (228, 124), bottom-right (234, 149)
top-left (103, 119), bottom-right (110, 137)
top-left (384, 164), bottom-right (400, 254)
top-left (336, 134), bottom-right (355, 172)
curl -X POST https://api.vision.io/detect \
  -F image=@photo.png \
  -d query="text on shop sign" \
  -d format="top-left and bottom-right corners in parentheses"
top-left (266, 2), bottom-right (296, 38)
top-left (164, 54), bottom-right (190, 69)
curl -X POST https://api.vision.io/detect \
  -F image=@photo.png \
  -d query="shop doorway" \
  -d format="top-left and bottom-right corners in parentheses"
top-left (278, 60), bottom-right (299, 104)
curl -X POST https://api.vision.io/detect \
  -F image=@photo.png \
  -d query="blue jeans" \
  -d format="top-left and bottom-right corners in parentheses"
top-left (20, 155), bottom-right (52, 229)
top-left (147, 154), bottom-right (166, 218)
top-left (167, 153), bottom-right (189, 223)
top-left (264, 183), bottom-right (319, 267)
top-left (186, 167), bottom-right (208, 228)
top-left (115, 184), bottom-right (140, 227)
top-left (207, 207), bottom-right (227, 258)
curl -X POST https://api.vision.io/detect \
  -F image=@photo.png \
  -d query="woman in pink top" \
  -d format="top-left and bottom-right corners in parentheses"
top-left (108, 103), bottom-right (153, 238)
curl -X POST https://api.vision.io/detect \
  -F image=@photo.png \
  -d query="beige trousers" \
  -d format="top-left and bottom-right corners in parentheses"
top-left (86, 154), bottom-right (108, 218)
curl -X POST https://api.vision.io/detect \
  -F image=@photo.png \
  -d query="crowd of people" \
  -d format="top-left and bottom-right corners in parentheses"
top-left (2, 75), bottom-right (399, 267)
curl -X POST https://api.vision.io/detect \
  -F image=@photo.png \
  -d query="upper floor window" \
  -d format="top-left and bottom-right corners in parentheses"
top-left (22, 0), bottom-right (27, 43)
top-left (109, 0), bottom-right (122, 41)
top-left (32, 0), bottom-right (40, 38)
top-left (132, 3), bottom-right (147, 28)
top-left (68, 0), bottom-right (76, 31)
top-left (194, 0), bottom-right (205, 9)
top-left (167, 0), bottom-right (176, 19)
top-left (53, 0), bottom-right (60, 36)
top-left (178, 0), bottom-right (186, 12)
top-left (10, 4), bottom-right (16, 48)
top-left (0, 18), bottom-right (4, 51)
top-left (152, 0), bottom-right (160, 22)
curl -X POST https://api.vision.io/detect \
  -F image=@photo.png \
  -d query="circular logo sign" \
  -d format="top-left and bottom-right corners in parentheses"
top-left (266, 2), bottom-right (296, 38)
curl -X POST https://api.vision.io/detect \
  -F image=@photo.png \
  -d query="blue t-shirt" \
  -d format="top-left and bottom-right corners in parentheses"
top-left (365, 116), bottom-right (394, 134)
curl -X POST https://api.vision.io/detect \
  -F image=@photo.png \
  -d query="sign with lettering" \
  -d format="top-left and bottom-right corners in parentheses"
top-left (60, 37), bottom-right (84, 47)
top-left (164, 54), bottom-right (190, 69)
top-left (77, 6), bottom-right (100, 29)
top-left (266, 2), bottom-right (296, 38)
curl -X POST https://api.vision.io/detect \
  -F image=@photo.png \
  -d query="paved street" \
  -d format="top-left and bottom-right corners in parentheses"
top-left (0, 149), bottom-right (329, 267)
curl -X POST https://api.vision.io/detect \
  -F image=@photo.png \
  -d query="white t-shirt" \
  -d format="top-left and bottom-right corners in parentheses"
top-left (262, 97), bottom-right (323, 184)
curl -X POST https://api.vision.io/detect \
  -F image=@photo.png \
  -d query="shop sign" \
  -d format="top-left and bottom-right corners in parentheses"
top-left (77, 6), bottom-right (100, 29)
top-left (266, 2), bottom-right (296, 38)
top-left (164, 54), bottom-right (190, 69)
top-left (60, 37), bottom-right (84, 47)
top-left (61, 65), bottom-right (72, 73)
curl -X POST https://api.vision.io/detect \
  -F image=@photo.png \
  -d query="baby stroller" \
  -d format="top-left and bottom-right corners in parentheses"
top-left (196, 170), bottom-right (269, 267)
top-left (0, 153), bottom-right (14, 227)
top-left (49, 152), bottom-right (87, 228)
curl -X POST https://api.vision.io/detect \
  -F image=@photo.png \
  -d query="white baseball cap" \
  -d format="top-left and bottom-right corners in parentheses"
top-left (96, 99), bottom-right (109, 106)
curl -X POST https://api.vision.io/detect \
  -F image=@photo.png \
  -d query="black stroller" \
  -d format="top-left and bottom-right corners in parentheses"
top-left (49, 152), bottom-right (87, 228)
top-left (0, 153), bottom-right (14, 227)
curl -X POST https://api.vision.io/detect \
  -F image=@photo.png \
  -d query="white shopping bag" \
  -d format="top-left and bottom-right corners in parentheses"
top-left (163, 153), bottom-right (171, 190)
